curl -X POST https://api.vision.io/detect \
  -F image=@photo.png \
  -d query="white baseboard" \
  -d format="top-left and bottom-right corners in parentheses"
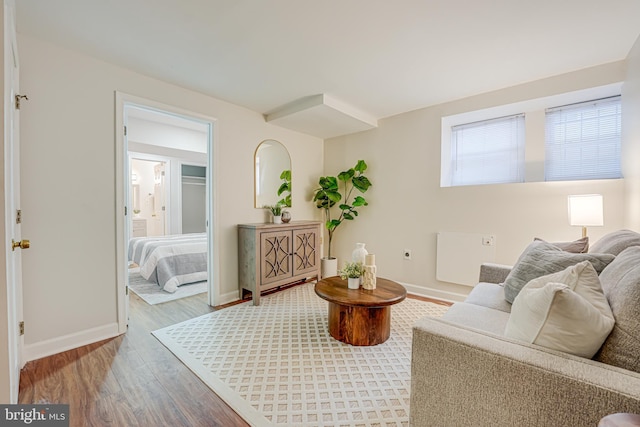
top-left (399, 281), bottom-right (468, 303)
top-left (218, 290), bottom-right (241, 306)
top-left (24, 322), bottom-right (121, 363)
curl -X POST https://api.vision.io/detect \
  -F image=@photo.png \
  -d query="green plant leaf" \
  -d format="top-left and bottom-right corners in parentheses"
top-left (338, 169), bottom-right (355, 182)
top-left (352, 176), bottom-right (372, 192)
top-left (319, 176), bottom-right (338, 190)
top-left (352, 196), bottom-right (367, 206)
top-left (277, 182), bottom-right (290, 196)
top-left (343, 213), bottom-right (354, 220)
top-left (280, 169), bottom-right (291, 180)
top-left (327, 219), bottom-right (341, 231)
top-left (326, 190), bottom-right (342, 203)
top-left (338, 204), bottom-right (351, 210)
top-left (354, 160), bottom-right (367, 173)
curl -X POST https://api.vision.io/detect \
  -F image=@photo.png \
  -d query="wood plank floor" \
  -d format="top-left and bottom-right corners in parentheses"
top-left (18, 290), bottom-right (249, 427)
top-left (18, 284), bottom-right (451, 427)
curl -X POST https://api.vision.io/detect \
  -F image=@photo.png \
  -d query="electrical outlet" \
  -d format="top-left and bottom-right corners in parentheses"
top-left (482, 235), bottom-right (495, 246)
top-left (403, 249), bottom-right (412, 260)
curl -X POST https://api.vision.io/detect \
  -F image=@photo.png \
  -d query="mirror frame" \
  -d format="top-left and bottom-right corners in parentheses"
top-left (254, 139), bottom-right (292, 208)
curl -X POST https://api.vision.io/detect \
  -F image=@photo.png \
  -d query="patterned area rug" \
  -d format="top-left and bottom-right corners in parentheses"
top-left (153, 282), bottom-right (449, 426)
top-left (128, 268), bottom-right (207, 305)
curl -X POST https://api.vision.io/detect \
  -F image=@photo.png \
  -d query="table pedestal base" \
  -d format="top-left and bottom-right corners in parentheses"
top-left (327, 302), bottom-right (390, 346)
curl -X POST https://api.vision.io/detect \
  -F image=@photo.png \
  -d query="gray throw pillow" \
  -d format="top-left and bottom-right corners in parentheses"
top-left (593, 246), bottom-right (640, 373)
top-left (503, 241), bottom-right (615, 303)
top-left (589, 229), bottom-right (640, 256)
top-left (534, 236), bottom-right (589, 253)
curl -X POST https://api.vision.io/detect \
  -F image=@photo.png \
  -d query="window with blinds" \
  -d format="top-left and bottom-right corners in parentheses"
top-left (545, 96), bottom-right (622, 181)
top-left (450, 114), bottom-right (525, 186)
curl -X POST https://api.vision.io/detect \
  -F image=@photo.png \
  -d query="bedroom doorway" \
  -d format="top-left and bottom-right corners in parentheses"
top-left (115, 93), bottom-right (218, 332)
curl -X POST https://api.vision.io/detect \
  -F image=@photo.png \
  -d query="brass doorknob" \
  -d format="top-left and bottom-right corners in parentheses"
top-left (11, 239), bottom-right (30, 251)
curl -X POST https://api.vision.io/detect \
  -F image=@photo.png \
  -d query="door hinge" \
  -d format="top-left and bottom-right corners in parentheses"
top-left (16, 209), bottom-right (21, 224)
top-left (15, 94), bottom-right (28, 110)
top-left (19, 321), bottom-right (24, 336)
top-left (162, 206), bottom-right (166, 211)
top-left (124, 125), bottom-right (127, 136)
top-left (124, 206), bottom-right (128, 216)
top-left (126, 285), bottom-right (129, 296)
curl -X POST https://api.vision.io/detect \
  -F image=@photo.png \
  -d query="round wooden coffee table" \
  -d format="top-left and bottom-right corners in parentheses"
top-left (314, 276), bottom-right (407, 346)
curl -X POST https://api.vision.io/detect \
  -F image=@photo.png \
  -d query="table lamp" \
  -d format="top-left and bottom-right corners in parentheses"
top-left (568, 194), bottom-right (604, 238)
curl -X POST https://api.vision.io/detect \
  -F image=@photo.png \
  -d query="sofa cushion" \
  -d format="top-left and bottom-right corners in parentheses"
top-left (442, 302), bottom-right (510, 336)
top-left (505, 261), bottom-right (615, 358)
top-left (465, 282), bottom-right (512, 313)
top-left (534, 236), bottom-right (589, 253)
top-left (594, 246), bottom-right (640, 373)
top-left (503, 240), bottom-right (615, 303)
top-left (589, 229), bottom-right (640, 256)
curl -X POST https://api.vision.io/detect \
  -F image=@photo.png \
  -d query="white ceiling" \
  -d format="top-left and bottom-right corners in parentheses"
top-left (16, 1), bottom-right (640, 138)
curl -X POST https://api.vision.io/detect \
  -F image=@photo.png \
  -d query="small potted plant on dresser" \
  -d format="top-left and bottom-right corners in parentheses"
top-left (312, 160), bottom-right (372, 278)
top-left (266, 203), bottom-right (283, 224)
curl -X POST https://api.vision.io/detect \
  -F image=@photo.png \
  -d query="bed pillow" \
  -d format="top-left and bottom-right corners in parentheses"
top-left (503, 240), bottom-right (615, 303)
top-left (534, 236), bottom-right (589, 253)
top-left (505, 261), bottom-right (615, 358)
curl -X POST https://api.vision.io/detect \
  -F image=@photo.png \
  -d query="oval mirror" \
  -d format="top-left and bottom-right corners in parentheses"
top-left (254, 140), bottom-right (292, 208)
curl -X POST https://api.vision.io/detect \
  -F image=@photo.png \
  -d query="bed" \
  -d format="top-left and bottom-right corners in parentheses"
top-left (128, 233), bottom-right (208, 293)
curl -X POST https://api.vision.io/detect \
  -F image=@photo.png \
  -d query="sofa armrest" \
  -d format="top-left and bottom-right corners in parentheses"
top-left (478, 262), bottom-right (512, 284)
top-left (411, 317), bottom-right (640, 427)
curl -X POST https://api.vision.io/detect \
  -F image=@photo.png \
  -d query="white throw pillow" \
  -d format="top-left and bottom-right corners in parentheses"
top-left (505, 261), bottom-right (615, 358)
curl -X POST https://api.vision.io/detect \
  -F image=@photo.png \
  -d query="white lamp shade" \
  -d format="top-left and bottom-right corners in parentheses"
top-left (568, 194), bottom-right (604, 226)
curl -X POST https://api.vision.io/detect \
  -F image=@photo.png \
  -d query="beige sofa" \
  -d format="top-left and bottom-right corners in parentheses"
top-left (410, 230), bottom-right (640, 427)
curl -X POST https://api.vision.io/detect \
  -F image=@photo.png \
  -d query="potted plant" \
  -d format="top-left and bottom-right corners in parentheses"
top-left (312, 160), bottom-right (372, 277)
top-left (339, 261), bottom-right (364, 289)
top-left (266, 203), bottom-right (283, 224)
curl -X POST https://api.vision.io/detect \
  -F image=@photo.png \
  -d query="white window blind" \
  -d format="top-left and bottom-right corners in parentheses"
top-left (450, 114), bottom-right (525, 186)
top-left (545, 96), bottom-right (621, 181)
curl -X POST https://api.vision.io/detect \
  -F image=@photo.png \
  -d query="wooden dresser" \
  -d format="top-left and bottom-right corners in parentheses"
top-left (238, 221), bottom-right (321, 305)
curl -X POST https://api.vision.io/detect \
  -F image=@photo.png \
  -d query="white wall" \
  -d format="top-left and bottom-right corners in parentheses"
top-left (623, 35), bottom-right (640, 230)
top-left (128, 116), bottom-right (207, 153)
top-left (325, 61), bottom-right (628, 301)
top-left (18, 33), bottom-right (323, 359)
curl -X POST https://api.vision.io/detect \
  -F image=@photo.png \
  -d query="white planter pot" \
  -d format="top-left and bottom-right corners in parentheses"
top-left (321, 257), bottom-right (338, 278)
top-left (273, 215), bottom-right (282, 224)
top-left (347, 277), bottom-right (360, 289)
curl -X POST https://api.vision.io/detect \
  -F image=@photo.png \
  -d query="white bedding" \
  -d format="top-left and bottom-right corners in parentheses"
top-left (128, 233), bottom-right (207, 293)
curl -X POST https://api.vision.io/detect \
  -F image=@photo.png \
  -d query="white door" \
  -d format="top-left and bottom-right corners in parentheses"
top-left (4, 0), bottom-right (25, 402)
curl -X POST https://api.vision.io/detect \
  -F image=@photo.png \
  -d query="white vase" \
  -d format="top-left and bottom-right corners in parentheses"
top-left (348, 277), bottom-right (360, 289)
top-left (273, 215), bottom-right (282, 224)
top-left (352, 243), bottom-right (368, 264)
top-left (321, 257), bottom-right (338, 278)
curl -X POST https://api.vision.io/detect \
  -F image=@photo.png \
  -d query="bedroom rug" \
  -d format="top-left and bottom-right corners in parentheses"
top-left (128, 268), bottom-right (207, 305)
top-left (152, 281), bottom-right (449, 426)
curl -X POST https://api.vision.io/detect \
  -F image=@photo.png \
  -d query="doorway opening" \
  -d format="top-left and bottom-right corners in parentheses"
top-left (115, 93), bottom-right (217, 332)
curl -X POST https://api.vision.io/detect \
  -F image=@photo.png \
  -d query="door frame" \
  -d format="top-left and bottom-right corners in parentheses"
top-left (115, 92), bottom-right (219, 333)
